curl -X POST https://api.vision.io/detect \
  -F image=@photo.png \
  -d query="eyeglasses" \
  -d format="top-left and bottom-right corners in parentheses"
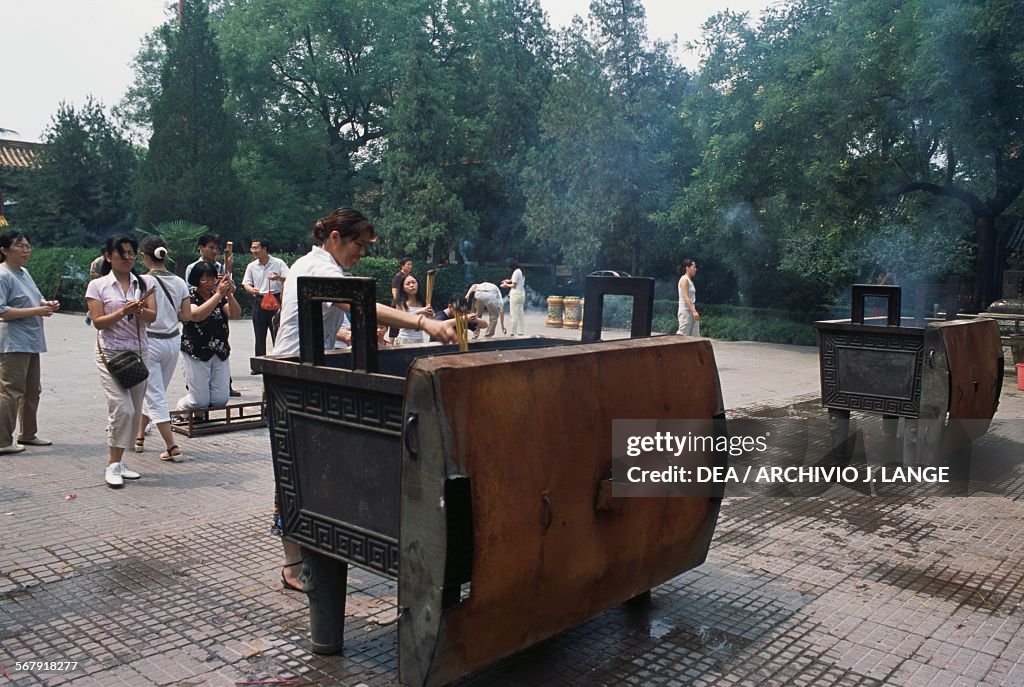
top-left (10, 242), bottom-right (31, 250)
top-left (116, 252), bottom-right (137, 260)
top-left (198, 276), bottom-right (218, 284)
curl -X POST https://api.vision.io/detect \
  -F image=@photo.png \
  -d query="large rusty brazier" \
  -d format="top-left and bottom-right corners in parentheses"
top-left (253, 276), bottom-right (724, 687)
top-left (815, 284), bottom-right (1003, 465)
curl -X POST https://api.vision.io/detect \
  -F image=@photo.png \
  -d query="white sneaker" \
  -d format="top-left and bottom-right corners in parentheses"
top-left (119, 461), bottom-right (141, 480)
top-left (105, 462), bottom-right (124, 488)
top-left (0, 443), bottom-right (25, 455)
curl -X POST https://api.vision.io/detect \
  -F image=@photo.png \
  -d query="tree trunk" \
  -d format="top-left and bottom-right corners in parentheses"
top-left (975, 213), bottom-right (998, 310)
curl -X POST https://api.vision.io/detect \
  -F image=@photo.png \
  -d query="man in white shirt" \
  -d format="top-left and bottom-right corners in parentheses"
top-left (465, 282), bottom-right (506, 338)
top-left (242, 238), bottom-right (290, 365)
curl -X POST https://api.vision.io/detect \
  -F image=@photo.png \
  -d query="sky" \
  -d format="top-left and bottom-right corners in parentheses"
top-left (2, 0), bottom-right (777, 143)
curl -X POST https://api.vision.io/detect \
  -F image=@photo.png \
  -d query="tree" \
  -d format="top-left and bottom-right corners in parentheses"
top-left (135, 0), bottom-right (244, 234)
top-left (678, 0), bottom-right (1024, 308)
top-left (217, 0), bottom-right (416, 207)
top-left (15, 99), bottom-right (138, 247)
top-left (379, 5), bottom-right (478, 258)
top-left (456, 0), bottom-right (553, 260)
top-left (522, 1), bottom-right (685, 274)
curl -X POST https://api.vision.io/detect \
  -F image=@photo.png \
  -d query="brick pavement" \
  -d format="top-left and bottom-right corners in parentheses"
top-left (1, 310), bottom-right (1022, 686)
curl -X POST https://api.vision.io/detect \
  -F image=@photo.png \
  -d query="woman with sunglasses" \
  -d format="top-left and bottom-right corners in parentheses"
top-left (0, 231), bottom-right (60, 455)
top-left (175, 262), bottom-right (241, 413)
top-left (86, 235), bottom-right (157, 488)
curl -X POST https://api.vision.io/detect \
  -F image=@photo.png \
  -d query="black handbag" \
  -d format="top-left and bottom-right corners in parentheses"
top-left (103, 348), bottom-right (149, 389)
top-left (98, 296), bottom-right (150, 389)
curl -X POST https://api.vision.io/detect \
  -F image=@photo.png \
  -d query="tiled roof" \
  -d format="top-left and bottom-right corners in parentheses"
top-left (0, 139), bottom-right (44, 171)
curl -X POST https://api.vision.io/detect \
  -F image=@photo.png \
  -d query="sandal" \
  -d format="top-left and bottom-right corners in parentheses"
top-left (281, 561), bottom-right (304, 592)
top-left (134, 437), bottom-right (145, 453)
top-left (160, 445), bottom-right (183, 463)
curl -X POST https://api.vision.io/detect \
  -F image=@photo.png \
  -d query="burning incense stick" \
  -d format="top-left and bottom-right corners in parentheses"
top-left (425, 269), bottom-right (436, 307)
top-left (453, 306), bottom-right (469, 352)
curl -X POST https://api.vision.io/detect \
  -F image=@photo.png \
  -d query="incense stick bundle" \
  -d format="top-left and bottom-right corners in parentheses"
top-left (453, 307), bottom-right (469, 352)
top-left (425, 269), bottom-right (436, 307)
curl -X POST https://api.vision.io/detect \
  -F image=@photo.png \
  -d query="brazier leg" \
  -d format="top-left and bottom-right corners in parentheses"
top-left (305, 548), bottom-right (349, 655)
top-left (827, 409), bottom-right (852, 460)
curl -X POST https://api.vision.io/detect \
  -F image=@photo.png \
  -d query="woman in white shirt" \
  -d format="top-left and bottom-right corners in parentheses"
top-left (135, 237), bottom-right (191, 462)
top-left (271, 207), bottom-right (458, 591)
top-left (86, 235), bottom-right (157, 488)
top-left (501, 259), bottom-right (526, 336)
top-left (392, 274), bottom-right (433, 345)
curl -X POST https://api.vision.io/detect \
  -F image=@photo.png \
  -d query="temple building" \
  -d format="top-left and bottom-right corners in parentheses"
top-left (0, 138), bottom-right (44, 226)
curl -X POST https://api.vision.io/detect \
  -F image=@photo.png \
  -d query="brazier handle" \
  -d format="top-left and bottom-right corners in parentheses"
top-left (581, 276), bottom-right (656, 342)
top-left (297, 276), bottom-right (379, 372)
top-left (851, 284), bottom-right (901, 326)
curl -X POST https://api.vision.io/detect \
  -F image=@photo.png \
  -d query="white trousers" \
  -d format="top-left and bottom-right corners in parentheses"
top-left (142, 335), bottom-right (181, 423)
top-left (474, 296), bottom-right (501, 337)
top-left (509, 291), bottom-right (525, 335)
top-left (177, 355), bottom-right (231, 410)
top-left (677, 311), bottom-right (701, 337)
top-left (95, 348), bottom-right (147, 449)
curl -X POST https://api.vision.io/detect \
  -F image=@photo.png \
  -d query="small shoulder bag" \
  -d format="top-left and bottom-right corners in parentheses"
top-left (98, 285), bottom-right (150, 389)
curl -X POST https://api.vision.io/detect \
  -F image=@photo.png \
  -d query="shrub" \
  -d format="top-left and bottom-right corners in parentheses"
top-left (350, 257), bottom-right (402, 303)
top-left (647, 298), bottom-right (818, 345)
top-left (22, 248), bottom-right (95, 312)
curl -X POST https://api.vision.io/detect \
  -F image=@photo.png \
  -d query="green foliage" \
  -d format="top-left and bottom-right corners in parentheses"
top-left (22, 248), bottom-right (98, 312)
top-left (700, 316), bottom-right (817, 346)
top-left (217, 0), bottom-right (413, 208)
top-left (677, 0), bottom-right (1024, 308)
top-left (521, 3), bottom-right (686, 276)
top-left (593, 295), bottom-right (819, 344)
top-left (14, 99), bottom-right (138, 247)
top-left (349, 257), bottom-right (402, 304)
top-left (136, 0), bottom-right (244, 234)
top-left (115, 23), bottom-right (168, 143)
top-left (379, 7), bottom-right (478, 259)
top-left (137, 220), bottom-right (209, 275)
top-left (110, 0), bottom-right (1024, 311)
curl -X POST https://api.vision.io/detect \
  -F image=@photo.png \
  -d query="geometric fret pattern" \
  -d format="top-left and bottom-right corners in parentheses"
top-left (266, 376), bottom-right (402, 579)
top-left (819, 329), bottom-right (924, 417)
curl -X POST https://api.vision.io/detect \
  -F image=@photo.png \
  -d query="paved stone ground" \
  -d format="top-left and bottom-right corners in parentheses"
top-left (1, 310), bottom-right (1022, 686)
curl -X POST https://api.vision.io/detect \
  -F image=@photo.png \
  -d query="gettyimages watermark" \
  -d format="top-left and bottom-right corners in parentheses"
top-left (611, 418), bottom-right (1024, 498)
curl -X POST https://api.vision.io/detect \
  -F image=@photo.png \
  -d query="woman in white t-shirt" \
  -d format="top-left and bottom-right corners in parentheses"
top-left (501, 259), bottom-right (526, 335)
top-left (271, 208), bottom-right (458, 591)
top-left (392, 274), bottom-right (433, 345)
top-left (135, 237), bottom-right (191, 462)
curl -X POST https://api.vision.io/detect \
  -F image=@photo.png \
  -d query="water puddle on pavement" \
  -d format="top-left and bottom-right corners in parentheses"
top-left (648, 618), bottom-right (675, 639)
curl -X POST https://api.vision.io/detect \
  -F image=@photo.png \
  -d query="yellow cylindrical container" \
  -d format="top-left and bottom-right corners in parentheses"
top-left (563, 297), bottom-right (581, 329)
top-left (546, 296), bottom-right (564, 328)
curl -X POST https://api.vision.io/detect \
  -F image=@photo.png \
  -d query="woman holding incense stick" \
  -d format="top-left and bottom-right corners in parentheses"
top-left (392, 274), bottom-right (433, 345)
top-left (271, 207), bottom-right (458, 591)
top-left (0, 231), bottom-right (59, 456)
top-left (501, 259), bottom-right (525, 336)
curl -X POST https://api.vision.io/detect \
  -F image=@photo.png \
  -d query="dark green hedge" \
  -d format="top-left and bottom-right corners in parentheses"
top-left (647, 299), bottom-right (817, 345)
